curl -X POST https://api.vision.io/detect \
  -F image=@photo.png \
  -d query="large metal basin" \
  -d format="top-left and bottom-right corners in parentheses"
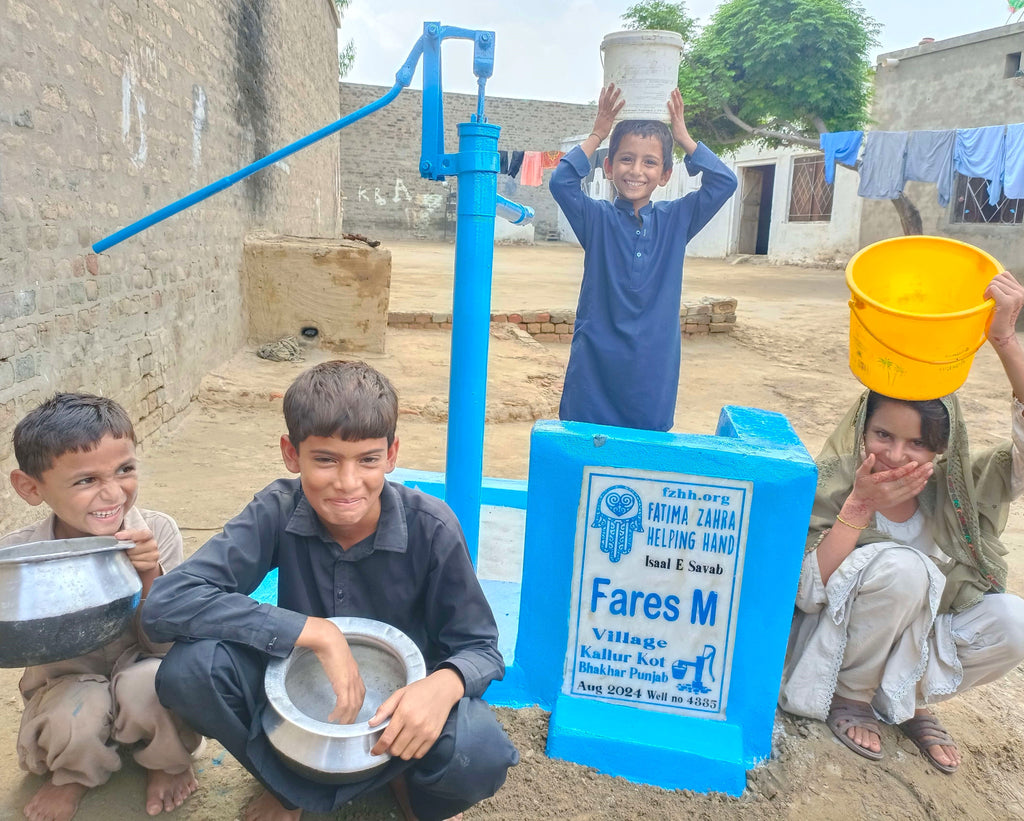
top-left (262, 617), bottom-right (426, 784)
top-left (0, 537), bottom-right (141, 667)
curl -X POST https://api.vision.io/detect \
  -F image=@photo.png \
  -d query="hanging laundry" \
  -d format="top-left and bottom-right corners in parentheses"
top-left (507, 150), bottom-right (524, 179)
top-left (520, 151), bottom-right (544, 186)
top-left (1003, 123), bottom-right (1024, 200)
top-left (819, 131), bottom-right (863, 184)
top-left (585, 147), bottom-right (608, 184)
top-left (903, 130), bottom-right (956, 207)
top-left (857, 131), bottom-right (909, 199)
top-left (954, 126), bottom-right (1005, 206)
top-left (498, 150), bottom-right (509, 175)
top-left (540, 150), bottom-right (564, 169)
top-left (501, 175), bottom-right (519, 197)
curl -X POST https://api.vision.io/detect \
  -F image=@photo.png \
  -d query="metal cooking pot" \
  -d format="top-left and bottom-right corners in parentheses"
top-left (262, 616), bottom-right (427, 784)
top-left (0, 536), bottom-right (141, 668)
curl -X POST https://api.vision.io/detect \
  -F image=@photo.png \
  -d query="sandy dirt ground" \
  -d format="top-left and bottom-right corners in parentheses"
top-left (2, 241), bottom-right (1024, 820)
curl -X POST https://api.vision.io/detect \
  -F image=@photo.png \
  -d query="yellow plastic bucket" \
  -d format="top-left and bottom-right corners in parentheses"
top-left (846, 236), bottom-right (1001, 400)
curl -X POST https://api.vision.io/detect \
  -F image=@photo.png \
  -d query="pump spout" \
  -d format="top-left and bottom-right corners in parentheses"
top-left (495, 194), bottom-right (534, 225)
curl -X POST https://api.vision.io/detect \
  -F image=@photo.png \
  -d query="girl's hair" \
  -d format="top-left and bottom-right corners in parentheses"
top-left (14, 393), bottom-right (136, 479)
top-left (865, 391), bottom-right (950, 453)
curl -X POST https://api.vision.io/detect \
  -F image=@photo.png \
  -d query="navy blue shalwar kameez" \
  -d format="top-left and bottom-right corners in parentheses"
top-left (551, 143), bottom-right (737, 431)
top-left (142, 479), bottom-right (517, 820)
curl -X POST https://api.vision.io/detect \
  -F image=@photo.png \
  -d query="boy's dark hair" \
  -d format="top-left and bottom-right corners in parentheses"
top-left (608, 119), bottom-right (674, 172)
top-left (865, 391), bottom-right (950, 453)
top-left (13, 392), bottom-right (136, 479)
top-left (283, 360), bottom-right (398, 449)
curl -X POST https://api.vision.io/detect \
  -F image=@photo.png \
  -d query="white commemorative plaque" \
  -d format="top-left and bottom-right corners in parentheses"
top-left (564, 466), bottom-right (752, 718)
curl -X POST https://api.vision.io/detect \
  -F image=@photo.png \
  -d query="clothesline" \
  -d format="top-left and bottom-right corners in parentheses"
top-left (497, 149), bottom-right (565, 187)
top-left (821, 124), bottom-right (1024, 206)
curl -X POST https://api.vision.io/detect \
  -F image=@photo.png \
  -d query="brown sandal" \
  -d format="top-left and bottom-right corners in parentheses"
top-left (826, 696), bottom-right (883, 761)
top-left (899, 712), bottom-right (959, 774)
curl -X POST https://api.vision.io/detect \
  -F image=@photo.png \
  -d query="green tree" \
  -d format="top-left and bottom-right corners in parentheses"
top-left (683, 0), bottom-right (877, 149)
top-left (335, 0), bottom-right (356, 79)
top-left (621, 1), bottom-right (696, 43)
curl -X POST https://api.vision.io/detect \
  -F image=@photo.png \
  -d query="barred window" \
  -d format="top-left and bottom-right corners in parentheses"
top-left (788, 155), bottom-right (833, 222)
top-left (951, 174), bottom-right (1023, 225)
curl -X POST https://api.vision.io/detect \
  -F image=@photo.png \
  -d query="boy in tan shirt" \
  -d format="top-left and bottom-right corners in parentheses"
top-left (3, 393), bottom-right (201, 821)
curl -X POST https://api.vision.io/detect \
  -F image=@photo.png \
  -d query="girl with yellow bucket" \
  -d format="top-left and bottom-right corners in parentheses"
top-left (780, 241), bottom-right (1024, 774)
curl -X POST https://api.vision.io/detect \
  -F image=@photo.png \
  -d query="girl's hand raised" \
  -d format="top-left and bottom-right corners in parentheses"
top-left (844, 453), bottom-right (933, 521)
top-left (986, 271), bottom-right (1024, 347)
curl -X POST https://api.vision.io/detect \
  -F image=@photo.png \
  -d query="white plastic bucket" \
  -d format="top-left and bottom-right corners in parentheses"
top-left (600, 30), bottom-right (684, 122)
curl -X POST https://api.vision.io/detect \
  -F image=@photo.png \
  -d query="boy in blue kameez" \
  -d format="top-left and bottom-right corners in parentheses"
top-left (551, 84), bottom-right (737, 431)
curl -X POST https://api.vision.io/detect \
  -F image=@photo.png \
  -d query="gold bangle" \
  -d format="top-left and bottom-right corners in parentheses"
top-left (835, 513), bottom-right (868, 531)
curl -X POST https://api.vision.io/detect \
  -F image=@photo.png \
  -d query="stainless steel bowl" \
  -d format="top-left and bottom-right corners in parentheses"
top-left (0, 537), bottom-right (141, 667)
top-left (262, 616), bottom-right (426, 784)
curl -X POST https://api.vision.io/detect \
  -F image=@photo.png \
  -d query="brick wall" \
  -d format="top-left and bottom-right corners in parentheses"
top-left (338, 82), bottom-right (597, 241)
top-left (0, 0), bottom-right (342, 532)
top-left (389, 297), bottom-right (739, 341)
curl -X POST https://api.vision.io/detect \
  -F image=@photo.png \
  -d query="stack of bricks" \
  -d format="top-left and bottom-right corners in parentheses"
top-left (490, 310), bottom-right (576, 342)
top-left (388, 297), bottom-right (738, 341)
top-left (682, 297), bottom-right (739, 338)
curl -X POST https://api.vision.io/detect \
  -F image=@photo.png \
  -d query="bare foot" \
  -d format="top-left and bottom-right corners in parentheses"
top-left (388, 775), bottom-right (462, 821)
top-left (145, 766), bottom-right (198, 815)
top-left (23, 780), bottom-right (88, 821)
top-left (244, 790), bottom-right (302, 821)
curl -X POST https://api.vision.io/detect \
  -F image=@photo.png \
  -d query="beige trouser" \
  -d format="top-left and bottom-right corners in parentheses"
top-left (834, 548), bottom-right (1024, 708)
top-left (18, 628), bottom-right (202, 788)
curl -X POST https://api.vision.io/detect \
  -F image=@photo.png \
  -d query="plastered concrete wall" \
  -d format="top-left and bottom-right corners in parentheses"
top-left (243, 235), bottom-right (390, 353)
top-left (680, 144), bottom-right (862, 264)
top-left (0, 0), bottom-right (342, 533)
top-left (338, 82), bottom-right (597, 241)
top-left (860, 23), bottom-right (1024, 271)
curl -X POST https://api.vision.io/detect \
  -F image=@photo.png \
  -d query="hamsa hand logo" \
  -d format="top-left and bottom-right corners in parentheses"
top-left (591, 485), bottom-right (643, 563)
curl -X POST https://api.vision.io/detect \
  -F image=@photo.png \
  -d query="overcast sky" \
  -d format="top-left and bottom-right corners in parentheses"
top-left (339, 0), bottom-right (1020, 103)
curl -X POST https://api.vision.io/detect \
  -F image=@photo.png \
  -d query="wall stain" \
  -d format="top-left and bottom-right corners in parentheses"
top-left (234, 0), bottom-right (272, 217)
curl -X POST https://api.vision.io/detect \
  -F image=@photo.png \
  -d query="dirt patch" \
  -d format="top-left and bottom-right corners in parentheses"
top-left (2, 244), bottom-right (1023, 820)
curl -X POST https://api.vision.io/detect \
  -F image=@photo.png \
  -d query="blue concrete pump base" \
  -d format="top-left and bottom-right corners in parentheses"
top-left (548, 696), bottom-right (748, 796)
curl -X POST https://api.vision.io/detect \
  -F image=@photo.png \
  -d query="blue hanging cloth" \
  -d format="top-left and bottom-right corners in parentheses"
top-left (1003, 123), bottom-right (1024, 200)
top-left (857, 132), bottom-right (908, 199)
top-left (904, 130), bottom-right (955, 207)
top-left (819, 131), bottom-right (863, 185)
top-left (954, 126), bottom-right (1006, 206)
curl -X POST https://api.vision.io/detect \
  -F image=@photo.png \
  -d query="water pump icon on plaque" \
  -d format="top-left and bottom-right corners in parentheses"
top-left (564, 467), bottom-right (750, 719)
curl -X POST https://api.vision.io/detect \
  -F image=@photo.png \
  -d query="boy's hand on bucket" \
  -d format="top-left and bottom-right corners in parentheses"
top-left (668, 88), bottom-right (697, 155)
top-left (118, 526), bottom-right (161, 595)
top-left (118, 526), bottom-right (160, 576)
top-left (985, 272), bottom-right (1024, 347)
top-left (298, 617), bottom-right (366, 725)
top-left (851, 453), bottom-right (933, 513)
top-left (592, 84), bottom-right (625, 142)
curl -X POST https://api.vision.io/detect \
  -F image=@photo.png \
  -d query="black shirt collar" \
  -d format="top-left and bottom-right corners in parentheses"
top-left (285, 480), bottom-right (409, 560)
